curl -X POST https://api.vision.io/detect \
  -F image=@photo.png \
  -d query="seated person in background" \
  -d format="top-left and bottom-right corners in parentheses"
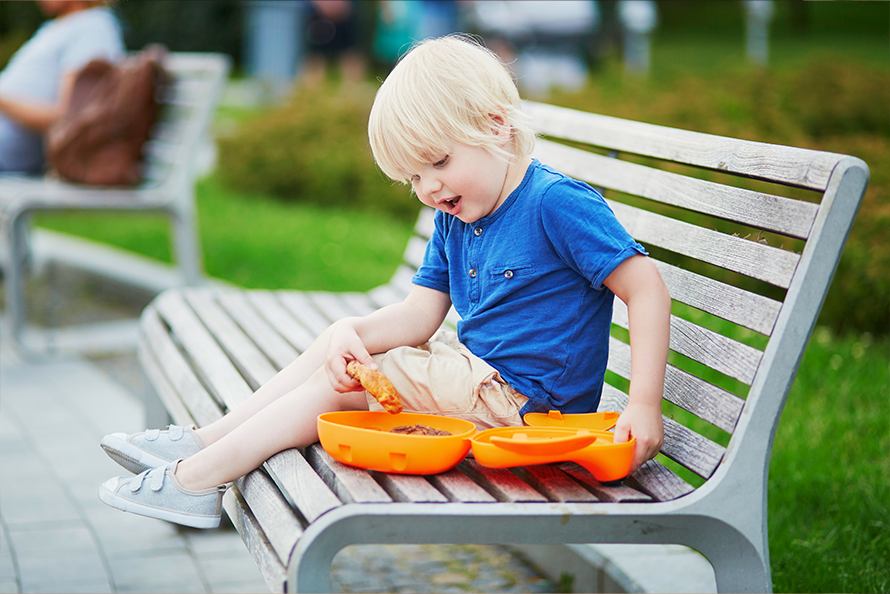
top-left (0, 0), bottom-right (124, 174)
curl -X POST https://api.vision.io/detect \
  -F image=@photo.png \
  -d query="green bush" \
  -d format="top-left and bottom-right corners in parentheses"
top-left (216, 83), bottom-right (420, 222)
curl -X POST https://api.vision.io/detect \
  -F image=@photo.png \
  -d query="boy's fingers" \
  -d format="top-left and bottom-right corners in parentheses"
top-left (612, 422), bottom-right (630, 444)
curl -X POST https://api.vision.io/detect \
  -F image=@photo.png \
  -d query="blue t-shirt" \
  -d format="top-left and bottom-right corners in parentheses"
top-left (413, 159), bottom-right (646, 415)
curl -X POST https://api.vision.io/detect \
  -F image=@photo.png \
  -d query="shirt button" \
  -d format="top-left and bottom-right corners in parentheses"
top-left (469, 269), bottom-right (477, 278)
top-left (504, 270), bottom-right (514, 279)
top-left (474, 227), bottom-right (483, 236)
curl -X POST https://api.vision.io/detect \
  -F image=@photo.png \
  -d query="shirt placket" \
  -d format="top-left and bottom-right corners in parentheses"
top-left (466, 225), bottom-right (484, 306)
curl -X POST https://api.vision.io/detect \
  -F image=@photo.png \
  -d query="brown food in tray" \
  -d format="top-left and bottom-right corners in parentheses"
top-left (389, 424), bottom-right (452, 436)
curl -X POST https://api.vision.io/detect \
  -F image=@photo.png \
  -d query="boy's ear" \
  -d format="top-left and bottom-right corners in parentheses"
top-left (489, 113), bottom-right (511, 146)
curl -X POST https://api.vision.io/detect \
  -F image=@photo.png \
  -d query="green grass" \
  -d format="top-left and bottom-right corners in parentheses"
top-left (769, 329), bottom-right (889, 593)
top-left (35, 174), bottom-right (414, 292)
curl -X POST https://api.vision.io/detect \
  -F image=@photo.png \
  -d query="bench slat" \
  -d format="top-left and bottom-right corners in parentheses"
top-left (140, 307), bottom-right (225, 424)
top-left (610, 200), bottom-right (800, 288)
top-left (388, 266), bottom-right (418, 297)
top-left (367, 284), bottom-right (406, 309)
top-left (428, 468), bottom-right (499, 503)
top-left (525, 100), bottom-right (842, 191)
top-left (625, 459), bottom-right (696, 502)
top-left (414, 206), bottom-right (436, 238)
top-left (458, 459), bottom-right (549, 503)
top-left (608, 337), bottom-right (743, 434)
top-left (138, 336), bottom-right (202, 427)
top-left (557, 463), bottom-right (652, 503)
top-left (513, 465), bottom-right (600, 502)
top-left (370, 472), bottom-right (450, 502)
top-left (232, 470), bottom-right (304, 568)
top-left (154, 291), bottom-right (253, 410)
top-left (403, 236), bottom-right (429, 270)
top-left (612, 299), bottom-right (763, 385)
top-left (534, 138), bottom-right (819, 239)
top-left (307, 291), bottom-right (376, 323)
top-left (245, 291), bottom-right (317, 353)
top-left (305, 444), bottom-right (393, 503)
top-left (183, 289), bottom-right (278, 390)
top-left (653, 260), bottom-right (781, 336)
top-left (222, 487), bottom-right (288, 594)
top-left (263, 449), bottom-right (342, 523)
top-left (338, 292), bottom-right (380, 317)
top-left (277, 291), bottom-right (334, 337)
top-left (216, 290), bottom-right (299, 370)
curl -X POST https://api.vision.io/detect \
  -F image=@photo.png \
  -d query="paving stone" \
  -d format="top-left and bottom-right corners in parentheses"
top-left (16, 551), bottom-right (108, 583)
top-left (5, 523), bottom-right (96, 556)
top-left (196, 552), bottom-right (263, 585)
top-left (107, 550), bottom-right (204, 592)
top-left (20, 577), bottom-right (112, 594)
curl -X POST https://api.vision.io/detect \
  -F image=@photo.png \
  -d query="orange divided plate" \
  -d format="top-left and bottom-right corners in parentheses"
top-left (523, 409), bottom-right (621, 431)
top-left (471, 426), bottom-right (634, 483)
top-left (317, 411), bottom-right (476, 475)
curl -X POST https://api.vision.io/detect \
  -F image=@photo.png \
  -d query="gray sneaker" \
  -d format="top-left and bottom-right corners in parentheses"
top-left (98, 460), bottom-right (227, 529)
top-left (101, 424), bottom-right (205, 474)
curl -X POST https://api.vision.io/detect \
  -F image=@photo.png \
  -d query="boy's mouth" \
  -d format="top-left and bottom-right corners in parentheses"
top-left (439, 196), bottom-right (461, 214)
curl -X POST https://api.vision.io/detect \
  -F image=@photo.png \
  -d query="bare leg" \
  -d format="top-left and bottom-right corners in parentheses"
top-left (195, 321), bottom-right (346, 447)
top-left (177, 366), bottom-right (368, 490)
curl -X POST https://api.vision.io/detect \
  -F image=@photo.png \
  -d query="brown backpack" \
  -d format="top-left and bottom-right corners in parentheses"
top-left (47, 44), bottom-right (169, 186)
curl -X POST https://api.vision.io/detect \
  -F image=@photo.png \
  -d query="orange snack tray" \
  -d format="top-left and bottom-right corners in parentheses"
top-left (471, 426), bottom-right (634, 483)
top-left (317, 411), bottom-right (476, 475)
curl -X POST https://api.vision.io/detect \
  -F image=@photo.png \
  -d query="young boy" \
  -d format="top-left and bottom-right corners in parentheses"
top-left (98, 34), bottom-right (671, 529)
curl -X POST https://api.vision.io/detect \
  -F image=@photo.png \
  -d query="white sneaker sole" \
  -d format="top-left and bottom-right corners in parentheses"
top-left (100, 433), bottom-right (170, 474)
top-left (98, 482), bottom-right (221, 529)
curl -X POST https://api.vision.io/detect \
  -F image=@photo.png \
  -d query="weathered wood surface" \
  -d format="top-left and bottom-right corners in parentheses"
top-left (533, 137), bottom-right (819, 239)
top-left (524, 99), bottom-right (843, 191)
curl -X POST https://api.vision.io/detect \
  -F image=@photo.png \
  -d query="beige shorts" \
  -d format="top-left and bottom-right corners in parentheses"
top-left (368, 330), bottom-right (529, 430)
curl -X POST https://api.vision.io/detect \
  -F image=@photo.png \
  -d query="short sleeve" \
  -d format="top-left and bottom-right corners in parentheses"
top-left (412, 210), bottom-right (451, 294)
top-left (541, 181), bottom-right (647, 290)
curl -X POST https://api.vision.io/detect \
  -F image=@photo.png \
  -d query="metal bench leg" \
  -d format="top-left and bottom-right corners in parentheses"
top-left (696, 528), bottom-right (772, 593)
top-left (171, 199), bottom-right (203, 287)
top-left (290, 533), bottom-right (340, 593)
top-left (3, 211), bottom-right (31, 355)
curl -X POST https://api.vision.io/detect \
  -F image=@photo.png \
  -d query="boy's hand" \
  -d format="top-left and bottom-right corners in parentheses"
top-left (613, 401), bottom-right (664, 473)
top-left (325, 323), bottom-right (377, 393)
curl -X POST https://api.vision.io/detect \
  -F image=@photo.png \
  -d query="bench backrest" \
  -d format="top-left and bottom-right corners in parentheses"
top-left (140, 53), bottom-right (230, 190)
top-left (390, 101), bottom-right (868, 499)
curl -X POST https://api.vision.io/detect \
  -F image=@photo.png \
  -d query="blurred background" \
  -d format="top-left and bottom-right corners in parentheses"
top-left (1, 2), bottom-right (887, 593)
top-left (1, 0), bottom-right (885, 335)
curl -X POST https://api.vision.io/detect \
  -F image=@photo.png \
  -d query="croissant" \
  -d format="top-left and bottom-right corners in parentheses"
top-left (346, 360), bottom-right (403, 414)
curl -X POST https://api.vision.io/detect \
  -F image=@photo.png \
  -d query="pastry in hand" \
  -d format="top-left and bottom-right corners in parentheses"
top-left (346, 360), bottom-right (403, 414)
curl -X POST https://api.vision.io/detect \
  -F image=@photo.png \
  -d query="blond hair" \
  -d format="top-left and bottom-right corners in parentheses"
top-left (368, 34), bottom-right (536, 184)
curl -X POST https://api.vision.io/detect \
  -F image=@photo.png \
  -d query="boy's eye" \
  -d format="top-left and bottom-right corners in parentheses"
top-left (434, 156), bottom-right (448, 167)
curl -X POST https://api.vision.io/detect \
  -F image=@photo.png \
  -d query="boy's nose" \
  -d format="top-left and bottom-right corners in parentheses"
top-left (420, 175), bottom-right (443, 198)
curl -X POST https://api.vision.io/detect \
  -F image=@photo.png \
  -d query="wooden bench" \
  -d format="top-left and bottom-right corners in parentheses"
top-left (136, 100), bottom-right (869, 593)
top-left (0, 52), bottom-right (230, 358)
